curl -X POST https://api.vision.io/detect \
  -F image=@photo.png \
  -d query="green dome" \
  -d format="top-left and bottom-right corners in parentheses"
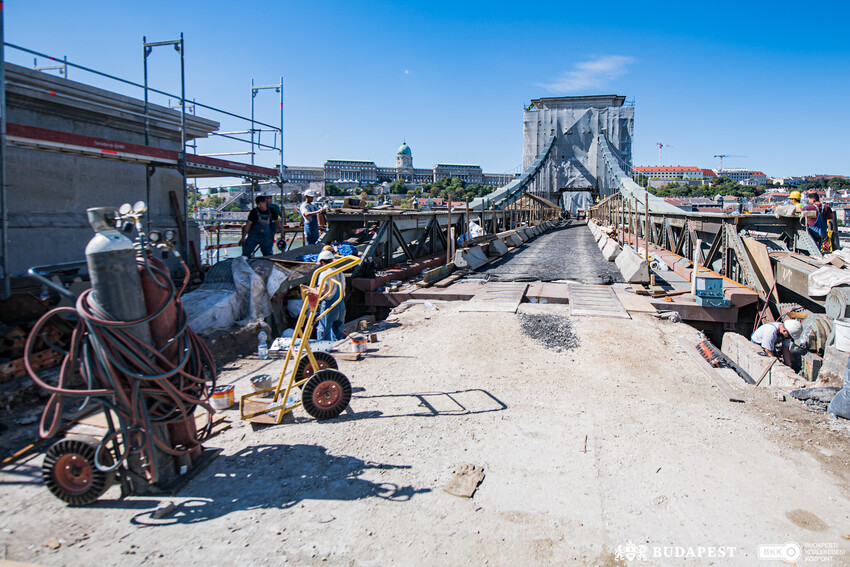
top-left (397, 142), bottom-right (411, 156)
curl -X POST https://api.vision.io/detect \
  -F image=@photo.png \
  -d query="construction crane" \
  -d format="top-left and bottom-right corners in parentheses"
top-left (656, 142), bottom-right (674, 166)
top-left (713, 154), bottom-right (746, 170)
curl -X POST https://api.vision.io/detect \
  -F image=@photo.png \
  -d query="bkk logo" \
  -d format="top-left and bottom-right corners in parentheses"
top-left (758, 542), bottom-right (802, 562)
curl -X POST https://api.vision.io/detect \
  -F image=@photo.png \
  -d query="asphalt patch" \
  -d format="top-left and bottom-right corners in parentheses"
top-left (517, 313), bottom-right (579, 352)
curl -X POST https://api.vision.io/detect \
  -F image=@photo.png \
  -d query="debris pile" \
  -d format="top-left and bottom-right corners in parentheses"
top-left (517, 313), bottom-right (579, 352)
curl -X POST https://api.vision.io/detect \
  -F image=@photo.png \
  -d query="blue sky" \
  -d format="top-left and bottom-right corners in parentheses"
top-left (7, 1), bottom-right (850, 181)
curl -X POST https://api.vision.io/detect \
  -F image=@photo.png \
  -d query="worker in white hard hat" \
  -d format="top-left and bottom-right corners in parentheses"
top-left (312, 249), bottom-right (345, 341)
top-left (750, 319), bottom-right (803, 366)
top-left (300, 190), bottom-right (328, 246)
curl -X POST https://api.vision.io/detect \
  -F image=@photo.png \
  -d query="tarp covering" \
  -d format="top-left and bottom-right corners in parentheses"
top-left (562, 191), bottom-right (592, 215)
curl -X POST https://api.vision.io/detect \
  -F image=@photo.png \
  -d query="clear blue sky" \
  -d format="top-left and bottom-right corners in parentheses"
top-left (7, 1), bottom-right (850, 180)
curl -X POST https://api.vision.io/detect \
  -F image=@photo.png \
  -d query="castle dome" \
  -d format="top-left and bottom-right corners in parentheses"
top-left (397, 142), bottom-right (411, 156)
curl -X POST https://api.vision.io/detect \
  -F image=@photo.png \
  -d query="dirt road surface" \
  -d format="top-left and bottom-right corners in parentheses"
top-left (1, 301), bottom-right (849, 566)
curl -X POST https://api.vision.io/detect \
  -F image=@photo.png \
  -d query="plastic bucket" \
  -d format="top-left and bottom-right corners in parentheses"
top-left (836, 318), bottom-right (850, 353)
top-left (210, 384), bottom-right (235, 410)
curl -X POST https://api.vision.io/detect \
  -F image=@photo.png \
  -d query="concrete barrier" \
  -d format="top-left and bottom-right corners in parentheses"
top-left (506, 232), bottom-right (523, 247)
top-left (601, 238), bottom-right (621, 261)
top-left (614, 245), bottom-right (650, 283)
top-left (521, 228), bottom-right (533, 240)
top-left (597, 234), bottom-right (610, 250)
top-left (453, 245), bottom-right (490, 270)
top-left (497, 230), bottom-right (524, 247)
top-left (721, 332), bottom-right (806, 388)
top-left (486, 238), bottom-right (509, 258)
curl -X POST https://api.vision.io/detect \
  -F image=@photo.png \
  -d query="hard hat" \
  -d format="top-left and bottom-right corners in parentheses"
top-left (317, 250), bottom-right (335, 262)
top-left (789, 191), bottom-right (801, 200)
top-left (784, 319), bottom-right (802, 341)
top-left (304, 190), bottom-right (317, 197)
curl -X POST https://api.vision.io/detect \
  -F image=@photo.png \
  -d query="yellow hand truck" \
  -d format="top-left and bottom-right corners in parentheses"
top-left (240, 255), bottom-right (361, 424)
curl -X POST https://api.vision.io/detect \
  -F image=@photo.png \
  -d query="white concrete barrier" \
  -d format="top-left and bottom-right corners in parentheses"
top-left (453, 245), bottom-right (490, 270)
top-left (487, 238), bottom-right (509, 258)
top-left (602, 238), bottom-right (621, 261)
top-left (597, 234), bottom-right (610, 250)
top-left (498, 230), bottom-right (523, 247)
top-left (614, 245), bottom-right (650, 283)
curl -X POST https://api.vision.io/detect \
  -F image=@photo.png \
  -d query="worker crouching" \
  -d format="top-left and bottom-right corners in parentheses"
top-left (750, 319), bottom-right (803, 367)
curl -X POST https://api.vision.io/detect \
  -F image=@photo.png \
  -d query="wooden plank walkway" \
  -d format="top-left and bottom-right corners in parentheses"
top-left (568, 284), bottom-right (630, 319)
top-left (458, 282), bottom-right (528, 313)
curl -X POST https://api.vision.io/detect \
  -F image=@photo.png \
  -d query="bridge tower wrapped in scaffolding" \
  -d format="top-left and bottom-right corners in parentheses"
top-left (523, 95), bottom-right (633, 211)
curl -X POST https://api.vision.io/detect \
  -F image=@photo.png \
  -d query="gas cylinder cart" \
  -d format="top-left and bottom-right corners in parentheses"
top-left (240, 255), bottom-right (360, 425)
top-left (25, 202), bottom-right (219, 505)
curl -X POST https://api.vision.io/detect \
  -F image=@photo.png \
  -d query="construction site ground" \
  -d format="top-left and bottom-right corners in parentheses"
top-left (2, 298), bottom-right (850, 566)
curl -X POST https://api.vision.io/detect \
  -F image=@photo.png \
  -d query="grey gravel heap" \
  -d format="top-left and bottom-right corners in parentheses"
top-left (517, 313), bottom-right (579, 352)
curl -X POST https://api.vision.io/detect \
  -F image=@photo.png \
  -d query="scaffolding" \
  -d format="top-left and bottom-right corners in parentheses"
top-left (0, 33), bottom-right (286, 295)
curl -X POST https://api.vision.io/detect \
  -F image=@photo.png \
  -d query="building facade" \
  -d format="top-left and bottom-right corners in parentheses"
top-left (714, 169), bottom-right (767, 186)
top-left (282, 142), bottom-right (512, 190)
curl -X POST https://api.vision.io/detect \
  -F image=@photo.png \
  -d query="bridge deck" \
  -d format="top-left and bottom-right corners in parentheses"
top-left (481, 222), bottom-right (623, 284)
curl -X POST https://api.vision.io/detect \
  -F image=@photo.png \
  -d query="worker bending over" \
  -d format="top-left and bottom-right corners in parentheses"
top-left (750, 319), bottom-right (802, 366)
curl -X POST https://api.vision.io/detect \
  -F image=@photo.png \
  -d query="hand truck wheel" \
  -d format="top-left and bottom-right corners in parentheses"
top-left (301, 369), bottom-right (352, 421)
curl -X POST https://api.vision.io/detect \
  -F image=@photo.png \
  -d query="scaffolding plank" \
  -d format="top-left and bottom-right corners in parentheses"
top-left (568, 284), bottom-right (630, 319)
top-left (459, 282), bottom-right (527, 313)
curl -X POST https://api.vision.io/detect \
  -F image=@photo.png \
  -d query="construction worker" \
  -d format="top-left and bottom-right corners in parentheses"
top-left (802, 192), bottom-right (832, 251)
top-left (239, 195), bottom-right (284, 257)
top-left (300, 190), bottom-right (328, 246)
top-left (751, 319), bottom-right (802, 366)
top-left (314, 250), bottom-right (345, 341)
top-left (788, 191), bottom-right (803, 215)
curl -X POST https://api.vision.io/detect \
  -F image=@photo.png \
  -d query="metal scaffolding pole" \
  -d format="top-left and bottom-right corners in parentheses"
top-left (0, 4), bottom-right (7, 298)
top-left (143, 34), bottom-right (188, 262)
top-left (251, 78), bottom-right (284, 208)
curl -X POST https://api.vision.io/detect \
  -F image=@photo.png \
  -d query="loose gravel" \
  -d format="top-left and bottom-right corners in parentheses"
top-left (517, 312), bottom-right (579, 351)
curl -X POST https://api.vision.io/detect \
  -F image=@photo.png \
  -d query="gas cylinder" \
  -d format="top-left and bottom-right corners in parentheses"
top-left (139, 253), bottom-right (179, 362)
top-left (84, 207), bottom-right (153, 346)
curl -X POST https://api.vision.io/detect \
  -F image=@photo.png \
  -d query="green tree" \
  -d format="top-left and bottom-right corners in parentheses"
top-left (389, 179), bottom-right (408, 193)
top-left (223, 201), bottom-right (243, 212)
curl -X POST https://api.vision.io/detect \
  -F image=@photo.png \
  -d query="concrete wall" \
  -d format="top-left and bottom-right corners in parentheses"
top-left (4, 63), bottom-right (219, 276)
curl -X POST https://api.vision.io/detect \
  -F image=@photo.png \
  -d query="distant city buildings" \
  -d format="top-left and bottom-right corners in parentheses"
top-left (283, 142), bottom-right (516, 190)
top-left (632, 166), bottom-right (766, 187)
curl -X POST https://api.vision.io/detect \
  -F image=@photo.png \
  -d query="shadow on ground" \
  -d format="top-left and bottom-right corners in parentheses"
top-left (340, 388), bottom-right (508, 420)
top-left (130, 444), bottom-right (430, 526)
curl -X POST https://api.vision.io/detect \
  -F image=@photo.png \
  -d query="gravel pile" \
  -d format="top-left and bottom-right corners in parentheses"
top-left (517, 313), bottom-right (579, 352)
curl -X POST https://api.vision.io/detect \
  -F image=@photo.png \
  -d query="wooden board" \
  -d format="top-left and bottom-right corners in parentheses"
top-left (742, 237), bottom-right (779, 303)
top-left (676, 336), bottom-right (745, 403)
top-left (458, 282), bottom-right (527, 313)
top-left (613, 290), bottom-right (658, 313)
